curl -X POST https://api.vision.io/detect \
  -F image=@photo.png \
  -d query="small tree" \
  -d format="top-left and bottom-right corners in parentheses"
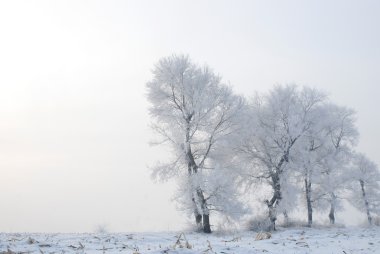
top-left (348, 153), bottom-right (380, 225)
top-left (147, 55), bottom-right (245, 233)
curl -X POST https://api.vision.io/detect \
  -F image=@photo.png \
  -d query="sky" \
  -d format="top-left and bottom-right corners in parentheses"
top-left (0, 0), bottom-right (379, 232)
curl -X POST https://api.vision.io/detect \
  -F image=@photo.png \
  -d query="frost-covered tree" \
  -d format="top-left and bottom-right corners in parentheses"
top-left (291, 109), bottom-right (328, 227)
top-left (239, 85), bottom-right (326, 230)
top-left (291, 103), bottom-right (357, 227)
top-left (348, 153), bottom-right (380, 225)
top-left (317, 104), bottom-right (358, 224)
top-left (146, 55), bottom-right (245, 233)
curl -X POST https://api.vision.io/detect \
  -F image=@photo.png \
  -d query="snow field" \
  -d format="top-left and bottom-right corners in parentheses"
top-left (1, 227), bottom-right (379, 254)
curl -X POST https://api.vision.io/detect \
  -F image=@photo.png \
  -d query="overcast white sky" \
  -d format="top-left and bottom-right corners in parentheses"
top-left (0, 0), bottom-right (379, 232)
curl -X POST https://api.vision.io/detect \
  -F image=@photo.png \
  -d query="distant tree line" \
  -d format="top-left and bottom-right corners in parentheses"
top-left (146, 55), bottom-right (380, 233)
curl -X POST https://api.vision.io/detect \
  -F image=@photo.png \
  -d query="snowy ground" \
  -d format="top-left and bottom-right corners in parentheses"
top-left (0, 227), bottom-right (379, 254)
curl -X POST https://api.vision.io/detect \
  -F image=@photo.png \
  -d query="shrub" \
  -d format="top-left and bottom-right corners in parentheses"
top-left (246, 215), bottom-right (273, 232)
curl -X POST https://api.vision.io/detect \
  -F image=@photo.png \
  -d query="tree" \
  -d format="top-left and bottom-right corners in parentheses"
top-left (317, 104), bottom-right (358, 224)
top-left (290, 103), bottom-right (357, 227)
top-left (239, 85), bottom-right (326, 230)
top-left (147, 55), bottom-right (245, 233)
top-left (291, 110), bottom-right (328, 227)
top-left (348, 153), bottom-right (380, 225)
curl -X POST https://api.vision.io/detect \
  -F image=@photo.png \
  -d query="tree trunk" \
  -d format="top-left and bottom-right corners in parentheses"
top-left (266, 175), bottom-right (281, 231)
top-left (265, 151), bottom-right (289, 231)
top-left (329, 193), bottom-right (336, 224)
top-left (190, 169), bottom-right (202, 229)
top-left (360, 180), bottom-right (372, 225)
top-left (267, 203), bottom-right (277, 231)
top-left (196, 188), bottom-right (212, 233)
top-left (266, 176), bottom-right (281, 231)
top-left (305, 178), bottom-right (313, 227)
top-left (283, 211), bottom-right (289, 226)
top-left (202, 214), bottom-right (211, 233)
top-left (195, 213), bottom-right (202, 229)
top-left (329, 206), bottom-right (335, 224)
top-left (185, 120), bottom-right (212, 232)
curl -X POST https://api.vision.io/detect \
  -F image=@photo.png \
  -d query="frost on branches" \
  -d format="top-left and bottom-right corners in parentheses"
top-left (290, 104), bottom-right (359, 227)
top-left (238, 85), bottom-right (327, 230)
top-left (348, 153), bottom-right (380, 225)
top-left (315, 104), bottom-right (358, 224)
top-left (146, 55), bottom-right (246, 233)
top-left (146, 55), bottom-right (380, 233)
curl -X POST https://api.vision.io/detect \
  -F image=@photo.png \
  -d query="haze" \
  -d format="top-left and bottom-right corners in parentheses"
top-left (0, 0), bottom-right (379, 232)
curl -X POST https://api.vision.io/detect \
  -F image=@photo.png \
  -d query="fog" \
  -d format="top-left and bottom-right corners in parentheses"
top-left (0, 0), bottom-right (379, 232)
